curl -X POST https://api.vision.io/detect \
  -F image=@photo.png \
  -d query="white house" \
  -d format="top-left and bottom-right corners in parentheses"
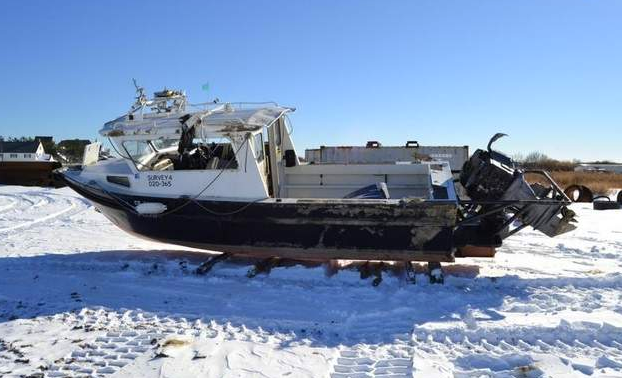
top-left (0, 140), bottom-right (48, 162)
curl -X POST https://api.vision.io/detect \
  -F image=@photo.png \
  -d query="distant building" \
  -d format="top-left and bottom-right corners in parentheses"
top-left (0, 140), bottom-right (47, 162)
top-left (0, 140), bottom-right (61, 187)
top-left (575, 164), bottom-right (622, 174)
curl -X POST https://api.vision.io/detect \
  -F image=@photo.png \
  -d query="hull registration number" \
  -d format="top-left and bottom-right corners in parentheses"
top-left (147, 174), bottom-right (173, 188)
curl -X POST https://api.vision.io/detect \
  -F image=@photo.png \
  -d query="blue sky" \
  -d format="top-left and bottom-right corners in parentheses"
top-left (0, 1), bottom-right (620, 161)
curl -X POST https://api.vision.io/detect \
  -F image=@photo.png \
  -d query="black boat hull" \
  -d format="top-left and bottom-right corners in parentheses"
top-left (61, 175), bottom-right (459, 262)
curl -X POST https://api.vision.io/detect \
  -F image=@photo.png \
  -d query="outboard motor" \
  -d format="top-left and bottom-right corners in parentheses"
top-left (459, 134), bottom-right (576, 239)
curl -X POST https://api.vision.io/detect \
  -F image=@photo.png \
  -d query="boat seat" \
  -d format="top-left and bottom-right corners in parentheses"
top-left (207, 156), bottom-right (220, 169)
top-left (153, 158), bottom-right (174, 171)
top-left (344, 182), bottom-right (390, 199)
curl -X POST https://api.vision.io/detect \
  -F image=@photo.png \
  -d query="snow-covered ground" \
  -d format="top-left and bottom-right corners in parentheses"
top-left (1, 186), bottom-right (622, 377)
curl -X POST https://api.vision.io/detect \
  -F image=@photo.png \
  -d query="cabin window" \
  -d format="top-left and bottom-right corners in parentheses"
top-left (183, 137), bottom-right (238, 170)
top-left (152, 139), bottom-right (178, 151)
top-left (24, 154), bottom-right (32, 158)
top-left (254, 133), bottom-right (264, 162)
top-left (106, 175), bottom-right (130, 187)
top-left (143, 136), bottom-right (239, 171)
top-left (122, 141), bottom-right (155, 170)
top-left (283, 116), bottom-right (293, 140)
top-left (274, 121), bottom-right (281, 146)
top-left (9, 154), bottom-right (17, 158)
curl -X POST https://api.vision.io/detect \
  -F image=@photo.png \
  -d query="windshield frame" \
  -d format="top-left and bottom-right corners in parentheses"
top-left (151, 139), bottom-right (179, 152)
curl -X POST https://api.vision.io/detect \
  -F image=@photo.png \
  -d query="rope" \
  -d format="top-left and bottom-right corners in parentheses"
top-left (98, 136), bottom-right (264, 218)
top-left (155, 136), bottom-right (252, 217)
top-left (191, 196), bottom-right (266, 216)
top-left (63, 174), bottom-right (142, 217)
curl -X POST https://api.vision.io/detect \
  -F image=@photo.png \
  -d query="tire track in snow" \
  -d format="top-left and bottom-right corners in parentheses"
top-left (331, 344), bottom-right (413, 378)
top-left (51, 308), bottom-right (416, 378)
top-left (0, 193), bottom-right (86, 234)
top-left (411, 322), bottom-right (622, 376)
top-left (0, 195), bottom-right (17, 213)
top-left (502, 285), bottom-right (622, 314)
top-left (45, 309), bottom-right (280, 377)
top-left (0, 192), bottom-right (37, 210)
top-left (0, 201), bottom-right (76, 233)
top-left (331, 310), bottom-right (415, 378)
top-left (47, 310), bottom-right (193, 377)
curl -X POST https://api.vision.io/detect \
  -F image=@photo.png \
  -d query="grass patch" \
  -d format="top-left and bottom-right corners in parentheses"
top-left (526, 171), bottom-right (622, 195)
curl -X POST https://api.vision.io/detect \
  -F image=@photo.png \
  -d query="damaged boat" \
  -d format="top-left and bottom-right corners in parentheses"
top-left (57, 85), bottom-right (577, 263)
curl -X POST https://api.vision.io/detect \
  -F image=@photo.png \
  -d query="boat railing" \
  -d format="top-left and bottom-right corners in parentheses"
top-left (188, 101), bottom-right (280, 112)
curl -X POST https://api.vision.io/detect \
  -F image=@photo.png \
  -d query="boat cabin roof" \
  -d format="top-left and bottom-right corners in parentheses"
top-left (99, 105), bottom-right (294, 139)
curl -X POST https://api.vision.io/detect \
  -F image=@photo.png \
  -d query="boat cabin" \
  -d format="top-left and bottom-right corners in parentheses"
top-left (94, 90), bottom-right (455, 204)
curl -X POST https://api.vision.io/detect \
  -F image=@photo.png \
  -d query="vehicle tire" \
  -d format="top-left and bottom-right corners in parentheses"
top-left (564, 185), bottom-right (593, 202)
top-left (594, 201), bottom-right (621, 210)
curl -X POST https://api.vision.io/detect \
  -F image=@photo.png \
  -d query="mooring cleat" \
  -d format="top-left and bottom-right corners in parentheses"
top-left (195, 253), bottom-right (231, 275)
top-left (428, 262), bottom-right (444, 284)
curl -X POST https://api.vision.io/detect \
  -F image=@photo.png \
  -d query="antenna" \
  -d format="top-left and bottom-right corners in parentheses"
top-left (130, 78), bottom-right (148, 111)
